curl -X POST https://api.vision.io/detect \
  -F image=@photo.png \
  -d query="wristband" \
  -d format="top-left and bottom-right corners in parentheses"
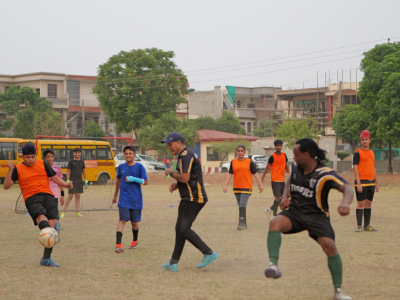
top-left (61, 191), bottom-right (65, 196)
top-left (127, 176), bottom-right (144, 184)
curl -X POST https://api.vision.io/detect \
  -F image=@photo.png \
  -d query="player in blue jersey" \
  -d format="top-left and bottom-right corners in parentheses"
top-left (112, 146), bottom-right (148, 253)
top-left (264, 139), bottom-right (354, 300)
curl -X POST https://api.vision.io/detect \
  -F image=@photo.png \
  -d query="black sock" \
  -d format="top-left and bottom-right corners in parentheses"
top-left (38, 220), bottom-right (50, 230)
top-left (43, 247), bottom-right (53, 260)
top-left (356, 209), bottom-right (363, 227)
top-left (364, 208), bottom-right (371, 227)
top-left (132, 229), bottom-right (138, 241)
top-left (271, 200), bottom-right (280, 216)
top-left (116, 231), bottom-right (122, 244)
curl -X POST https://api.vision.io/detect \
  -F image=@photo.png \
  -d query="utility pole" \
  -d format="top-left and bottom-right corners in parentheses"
top-left (316, 71), bottom-right (319, 127)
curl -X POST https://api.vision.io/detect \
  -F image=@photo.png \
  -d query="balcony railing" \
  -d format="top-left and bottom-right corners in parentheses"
top-left (47, 98), bottom-right (68, 105)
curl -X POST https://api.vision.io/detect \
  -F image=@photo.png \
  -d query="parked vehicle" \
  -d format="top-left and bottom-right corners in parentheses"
top-left (114, 153), bottom-right (165, 173)
top-left (220, 155), bottom-right (268, 173)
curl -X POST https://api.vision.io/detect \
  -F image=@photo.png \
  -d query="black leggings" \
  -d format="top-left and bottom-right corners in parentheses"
top-left (171, 200), bottom-right (212, 264)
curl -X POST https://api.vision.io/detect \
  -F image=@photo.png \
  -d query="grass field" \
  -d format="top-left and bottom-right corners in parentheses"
top-left (1, 179), bottom-right (400, 300)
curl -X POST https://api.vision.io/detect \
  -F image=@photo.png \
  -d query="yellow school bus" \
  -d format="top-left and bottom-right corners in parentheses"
top-left (0, 138), bottom-right (22, 182)
top-left (17, 139), bottom-right (115, 185)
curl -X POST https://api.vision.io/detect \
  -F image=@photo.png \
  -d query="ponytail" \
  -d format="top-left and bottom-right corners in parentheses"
top-left (296, 138), bottom-right (327, 163)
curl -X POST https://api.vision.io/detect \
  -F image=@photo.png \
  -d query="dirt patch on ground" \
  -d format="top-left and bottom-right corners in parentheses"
top-left (147, 172), bottom-right (400, 186)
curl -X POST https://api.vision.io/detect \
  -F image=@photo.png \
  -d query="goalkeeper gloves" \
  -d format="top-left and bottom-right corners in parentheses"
top-left (85, 180), bottom-right (88, 189)
top-left (127, 176), bottom-right (144, 184)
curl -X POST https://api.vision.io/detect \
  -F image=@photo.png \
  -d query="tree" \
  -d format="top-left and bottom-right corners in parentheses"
top-left (331, 105), bottom-right (365, 154)
top-left (275, 117), bottom-right (322, 149)
top-left (84, 122), bottom-right (106, 137)
top-left (215, 111), bottom-right (246, 135)
top-left (92, 48), bottom-right (189, 135)
top-left (210, 138), bottom-right (251, 164)
top-left (137, 113), bottom-right (199, 160)
top-left (0, 86), bottom-right (61, 138)
top-left (253, 114), bottom-right (283, 138)
top-left (191, 116), bottom-right (217, 131)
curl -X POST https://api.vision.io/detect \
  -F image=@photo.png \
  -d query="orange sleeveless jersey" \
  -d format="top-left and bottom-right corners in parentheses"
top-left (232, 158), bottom-right (253, 193)
top-left (270, 152), bottom-right (287, 182)
top-left (16, 160), bottom-right (54, 201)
top-left (356, 149), bottom-right (375, 181)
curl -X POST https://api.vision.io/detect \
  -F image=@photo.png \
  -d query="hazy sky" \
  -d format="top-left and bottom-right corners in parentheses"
top-left (1, 0), bottom-right (399, 91)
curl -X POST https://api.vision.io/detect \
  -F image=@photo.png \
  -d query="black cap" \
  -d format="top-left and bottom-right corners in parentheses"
top-left (274, 139), bottom-right (283, 145)
top-left (161, 132), bottom-right (185, 144)
top-left (73, 147), bottom-right (81, 152)
top-left (43, 148), bottom-right (54, 157)
top-left (22, 144), bottom-right (36, 155)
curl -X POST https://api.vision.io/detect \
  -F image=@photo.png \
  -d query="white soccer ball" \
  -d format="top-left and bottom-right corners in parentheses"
top-left (39, 227), bottom-right (58, 248)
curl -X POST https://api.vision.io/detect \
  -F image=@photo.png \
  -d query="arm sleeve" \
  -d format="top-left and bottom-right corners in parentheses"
top-left (250, 161), bottom-right (258, 174)
top-left (285, 153), bottom-right (288, 162)
top-left (323, 171), bottom-right (348, 191)
top-left (179, 154), bottom-right (194, 173)
top-left (268, 155), bottom-right (274, 164)
top-left (82, 161), bottom-right (85, 169)
top-left (44, 161), bottom-right (57, 177)
top-left (116, 166), bottom-right (122, 179)
top-left (228, 161), bottom-right (233, 174)
top-left (11, 167), bottom-right (18, 182)
top-left (67, 160), bottom-right (72, 170)
top-left (352, 152), bottom-right (360, 165)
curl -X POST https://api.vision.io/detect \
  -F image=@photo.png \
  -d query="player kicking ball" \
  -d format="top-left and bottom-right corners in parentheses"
top-left (4, 144), bottom-right (73, 267)
top-left (264, 139), bottom-right (353, 300)
top-left (112, 146), bottom-right (148, 253)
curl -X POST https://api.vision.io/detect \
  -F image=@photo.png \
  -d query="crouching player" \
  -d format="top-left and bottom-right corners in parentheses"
top-left (265, 139), bottom-right (354, 300)
top-left (112, 146), bottom-right (148, 253)
top-left (4, 144), bottom-right (73, 267)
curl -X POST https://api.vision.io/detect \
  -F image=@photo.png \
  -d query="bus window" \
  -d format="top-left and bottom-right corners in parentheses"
top-left (1, 142), bottom-right (16, 160)
top-left (97, 146), bottom-right (112, 160)
top-left (82, 149), bottom-right (97, 160)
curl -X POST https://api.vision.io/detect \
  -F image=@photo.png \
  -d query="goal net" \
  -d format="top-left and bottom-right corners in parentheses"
top-left (15, 136), bottom-right (132, 213)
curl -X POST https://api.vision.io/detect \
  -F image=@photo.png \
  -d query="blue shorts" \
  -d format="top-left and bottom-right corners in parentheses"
top-left (119, 207), bottom-right (142, 222)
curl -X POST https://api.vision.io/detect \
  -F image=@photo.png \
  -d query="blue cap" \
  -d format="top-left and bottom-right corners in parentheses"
top-left (22, 143), bottom-right (36, 155)
top-left (161, 132), bottom-right (185, 143)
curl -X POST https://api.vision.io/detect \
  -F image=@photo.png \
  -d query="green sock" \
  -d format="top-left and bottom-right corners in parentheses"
top-left (328, 254), bottom-right (342, 292)
top-left (267, 231), bottom-right (281, 265)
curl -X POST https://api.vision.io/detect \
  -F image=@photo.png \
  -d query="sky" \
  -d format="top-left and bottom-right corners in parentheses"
top-left (1, 0), bottom-right (399, 91)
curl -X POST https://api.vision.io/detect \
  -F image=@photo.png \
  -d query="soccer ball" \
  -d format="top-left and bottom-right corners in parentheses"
top-left (39, 228), bottom-right (58, 248)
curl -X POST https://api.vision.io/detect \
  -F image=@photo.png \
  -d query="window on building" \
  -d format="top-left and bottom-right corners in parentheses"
top-left (251, 98), bottom-right (253, 101)
top-left (240, 122), bottom-right (245, 130)
top-left (206, 147), bottom-right (220, 161)
top-left (247, 103), bottom-right (255, 108)
top-left (275, 101), bottom-right (277, 109)
top-left (36, 88), bottom-right (40, 95)
top-left (247, 122), bottom-right (251, 134)
top-left (94, 117), bottom-right (99, 123)
top-left (344, 95), bottom-right (360, 105)
top-left (236, 100), bottom-right (241, 108)
top-left (4, 86), bottom-right (10, 92)
top-left (48, 84), bottom-right (57, 98)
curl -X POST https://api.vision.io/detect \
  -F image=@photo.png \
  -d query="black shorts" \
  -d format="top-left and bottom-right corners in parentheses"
top-left (271, 181), bottom-right (285, 197)
top-left (355, 185), bottom-right (375, 201)
top-left (25, 193), bottom-right (59, 226)
top-left (279, 209), bottom-right (335, 241)
top-left (69, 179), bottom-right (83, 194)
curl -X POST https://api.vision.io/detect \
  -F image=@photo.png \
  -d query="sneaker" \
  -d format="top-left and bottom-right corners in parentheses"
top-left (265, 208), bottom-right (273, 219)
top-left (54, 221), bottom-right (61, 243)
top-left (355, 226), bottom-right (362, 232)
top-left (197, 251), bottom-right (219, 268)
top-left (237, 223), bottom-right (248, 230)
top-left (60, 212), bottom-right (65, 218)
top-left (333, 288), bottom-right (352, 300)
top-left (129, 241), bottom-right (138, 249)
top-left (40, 258), bottom-right (60, 267)
top-left (162, 261), bottom-right (178, 272)
top-left (115, 244), bottom-right (124, 253)
top-left (264, 262), bottom-right (282, 279)
top-left (75, 212), bottom-right (82, 217)
top-left (363, 225), bottom-right (378, 231)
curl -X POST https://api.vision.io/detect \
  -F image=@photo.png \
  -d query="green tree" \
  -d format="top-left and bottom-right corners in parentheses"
top-left (137, 113), bottom-right (198, 160)
top-left (358, 42), bottom-right (400, 147)
top-left (92, 48), bottom-right (189, 136)
top-left (84, 122), bottom-right (106, 137)
top-left (331, 105), bottom-right (365, 153)
top-left (253, 114), bottom-right (283, 138)
top-left (210, 138), bottom-right (251, 164)
top-left (191, 116), bottom-right (217, 131)
top-left (275, 117), bottom-right (322, 149)
top-left (215, 111), bottom-right (246, 135)
top-left (0, 86), bottom-right (61, 138)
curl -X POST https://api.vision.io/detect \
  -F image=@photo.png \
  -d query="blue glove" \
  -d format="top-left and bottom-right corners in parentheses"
top-left (85, 180), bottom-right (88, 189)
top-left (127, 176), bottom-right (144, 184)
